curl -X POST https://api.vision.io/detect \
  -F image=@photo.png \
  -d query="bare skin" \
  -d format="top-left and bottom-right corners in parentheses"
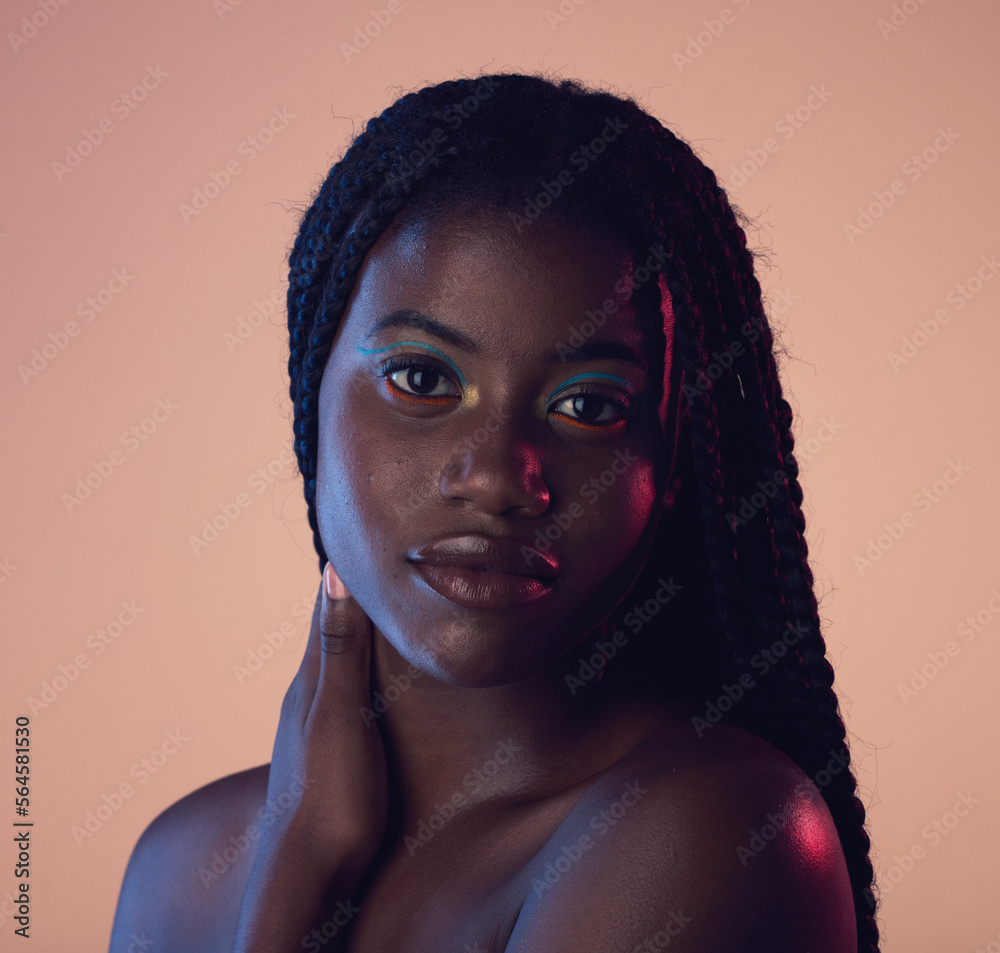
top-left (107, 206), bottom-right (857, 952)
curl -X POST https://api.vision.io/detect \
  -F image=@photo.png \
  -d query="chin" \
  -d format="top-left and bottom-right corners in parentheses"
top-left (379, 612), bottom-right (564, 690)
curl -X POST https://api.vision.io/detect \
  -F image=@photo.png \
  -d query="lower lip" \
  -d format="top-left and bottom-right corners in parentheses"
top-left (411, 563), bottom-right (556, 611)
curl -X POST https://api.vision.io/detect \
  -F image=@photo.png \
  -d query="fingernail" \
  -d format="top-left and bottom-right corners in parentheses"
top-left (324, 563), bottom-right (348, 600)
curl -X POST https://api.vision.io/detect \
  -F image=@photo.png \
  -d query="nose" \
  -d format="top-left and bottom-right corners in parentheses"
top-left (439, 408), bottom-right (550, 518)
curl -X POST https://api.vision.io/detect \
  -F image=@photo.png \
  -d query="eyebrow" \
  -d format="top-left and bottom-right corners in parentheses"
top-left (363, 309), bottom-right (648, 370)
top-left (363, 310), bottom-right (479, 353)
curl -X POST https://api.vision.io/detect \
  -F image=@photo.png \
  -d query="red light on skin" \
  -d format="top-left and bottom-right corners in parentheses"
top-left (786, 800), bottom-right (839, 871)
top-left (735, 781), bottom-right (844, 873)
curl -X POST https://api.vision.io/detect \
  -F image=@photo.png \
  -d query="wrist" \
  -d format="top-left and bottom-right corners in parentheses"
top-left (233, 853), bottom-right (365, 953)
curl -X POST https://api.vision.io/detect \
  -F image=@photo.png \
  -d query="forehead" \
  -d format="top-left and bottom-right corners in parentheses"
top-left (337, 203), bottom-right (665, 361)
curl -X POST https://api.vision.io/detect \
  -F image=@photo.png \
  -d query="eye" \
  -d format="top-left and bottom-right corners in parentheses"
top-left (378, 355), bottom-right (461, 404)
top-left (550, 386), bottom-right (635, 430)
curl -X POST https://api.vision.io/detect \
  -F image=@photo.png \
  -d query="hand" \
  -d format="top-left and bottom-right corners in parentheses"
top-left (258, 562), bottom-right (389, 881)
top-left (233, 565), bottom-right (388, 950)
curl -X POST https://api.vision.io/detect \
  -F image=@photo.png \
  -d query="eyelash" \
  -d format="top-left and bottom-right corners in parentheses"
top-left (376, 355), bottom-right (636, 428)
top-left (378, 355), bottom-right (460, 406)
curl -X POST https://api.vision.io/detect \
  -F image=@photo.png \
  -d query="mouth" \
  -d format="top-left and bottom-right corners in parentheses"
top-left (407, 534), bottom-right (559, 610)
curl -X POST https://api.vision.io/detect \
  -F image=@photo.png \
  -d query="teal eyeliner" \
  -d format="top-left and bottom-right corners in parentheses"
top-left (357, 341), bottom-right (468, 389)
top-left (359, 343), bottom-right (655, 409)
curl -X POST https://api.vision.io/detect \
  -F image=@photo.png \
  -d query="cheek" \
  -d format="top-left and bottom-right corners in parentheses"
top-left (621, 456), bottom-right (659, 513)
top-left (316, 385), bottom-right (426, 568)
top-left (316, 383), bottom-right (381, 563)
top-left (555, 455), bottom-right (660, 582)
top-left (315, 416), bottom-right (422, 647)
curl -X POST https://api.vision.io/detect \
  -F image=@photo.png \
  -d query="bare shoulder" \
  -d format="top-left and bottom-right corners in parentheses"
top-left (506, 708), bottom-right (857, 953)
top-left (108, 763), bottom-right (270, 953)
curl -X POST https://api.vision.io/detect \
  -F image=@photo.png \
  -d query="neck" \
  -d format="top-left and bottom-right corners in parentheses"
top-left (366, 625), bottom-right (637, 834)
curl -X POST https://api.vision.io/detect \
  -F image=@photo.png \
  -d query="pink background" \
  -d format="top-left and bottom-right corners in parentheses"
top-left (2, 0), bottom-right (999, 949)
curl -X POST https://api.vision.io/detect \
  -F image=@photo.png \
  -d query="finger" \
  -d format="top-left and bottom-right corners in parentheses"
top-left (292, 577), bottom-right (325, 698)
top-left (311, 563), bottom-right (375, 721)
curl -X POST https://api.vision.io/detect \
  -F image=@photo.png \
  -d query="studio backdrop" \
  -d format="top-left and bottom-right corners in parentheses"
top-left (2, 0), bottom-right (998, 950)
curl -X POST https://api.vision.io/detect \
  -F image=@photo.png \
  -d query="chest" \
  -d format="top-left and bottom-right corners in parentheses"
top-left (341, 801), bottom-right (571, 953)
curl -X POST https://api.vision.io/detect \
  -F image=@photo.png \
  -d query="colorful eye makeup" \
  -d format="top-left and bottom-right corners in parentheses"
top-left (357, 341), bottom-right (468, 388)
top-left (357, 341), bottom-right (644, 427)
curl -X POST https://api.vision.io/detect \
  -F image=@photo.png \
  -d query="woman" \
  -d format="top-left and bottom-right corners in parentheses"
top-left (109, 72), bottom-right (878, 952)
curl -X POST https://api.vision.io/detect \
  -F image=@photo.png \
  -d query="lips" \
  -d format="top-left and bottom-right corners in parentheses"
top-left (407, 534), bottom-right (560, 611)
top-left (408, 534), bottom-right (560, 580)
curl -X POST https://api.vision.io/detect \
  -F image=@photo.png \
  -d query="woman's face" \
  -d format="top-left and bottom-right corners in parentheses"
top-left (316, 203), bottom-right (679, 688)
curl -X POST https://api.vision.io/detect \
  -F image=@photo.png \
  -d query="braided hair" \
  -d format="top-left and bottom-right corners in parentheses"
top-left (285, 71), bottom-right (879, 951)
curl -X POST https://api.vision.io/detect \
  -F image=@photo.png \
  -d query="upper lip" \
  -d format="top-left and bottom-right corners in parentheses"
top-left (408, 533), bottom-right (560, 580)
